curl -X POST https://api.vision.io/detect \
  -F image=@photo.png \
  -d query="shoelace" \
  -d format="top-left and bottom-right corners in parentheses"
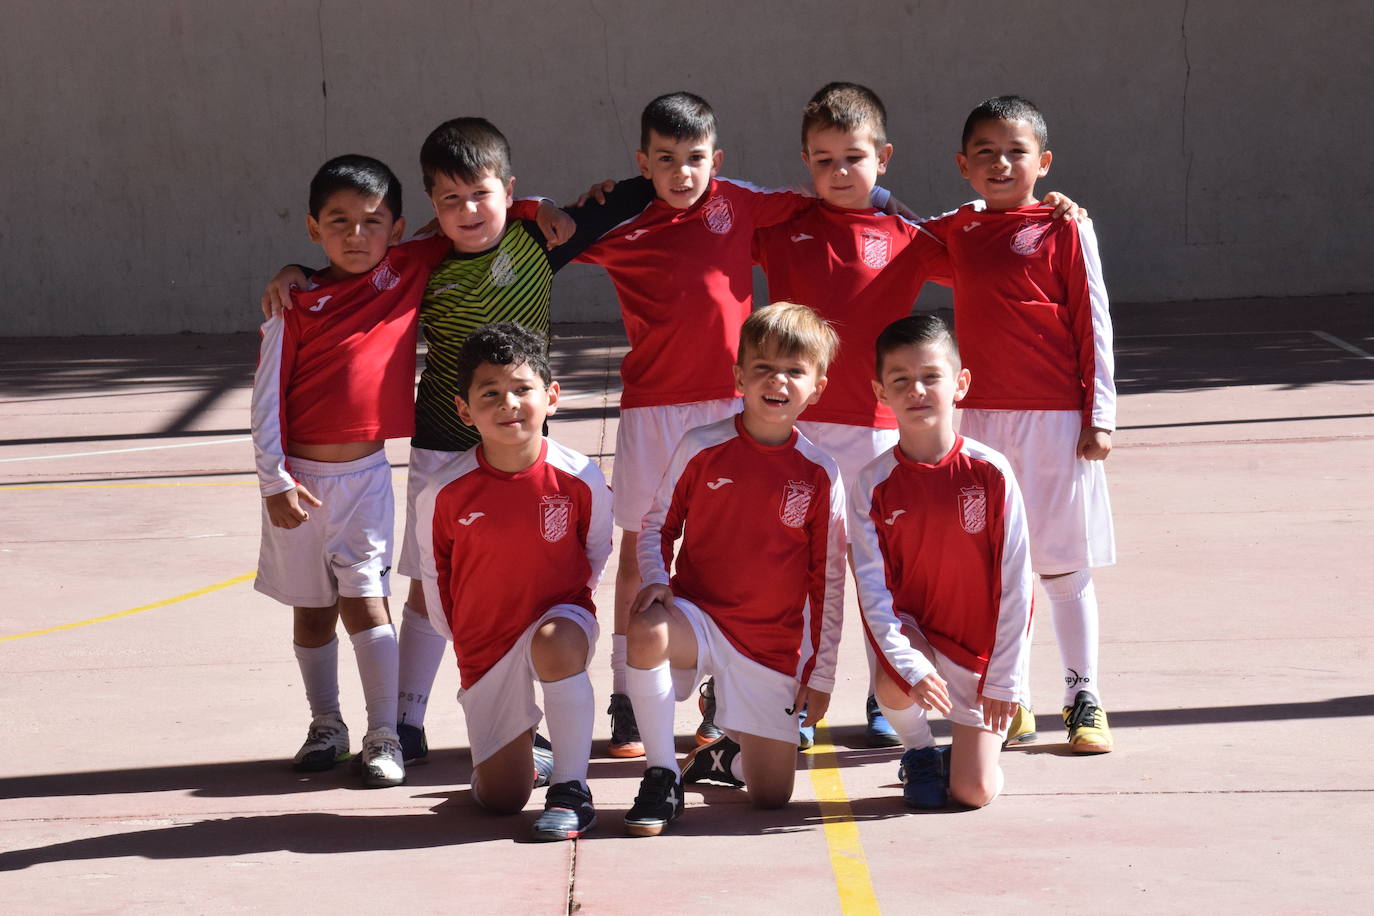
top-left (1066, 700), bottom-right (1101, 731)
top-left (905, 751), bottom-right (944, 781)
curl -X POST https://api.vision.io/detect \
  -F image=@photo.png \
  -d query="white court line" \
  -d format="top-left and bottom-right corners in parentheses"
top-left (0, 437), bottom-right (250, 463)
top-left (1310, 330), bottom-right (1374, 361)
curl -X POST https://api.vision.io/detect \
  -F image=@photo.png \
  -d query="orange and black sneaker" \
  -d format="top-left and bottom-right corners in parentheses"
top-left (695, 678), bottom-right (724, 746)
top-left (607, 692), bottom-right (645, 758)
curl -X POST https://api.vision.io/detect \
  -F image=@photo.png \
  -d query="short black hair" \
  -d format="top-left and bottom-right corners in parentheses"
top-left (308, 154), bottom-right (402, 219)
top-left (454, 322), bottom-right (552, 402)
top-left (874, 313), bottom-right (959, 376)
top-left (420, 117), bottom-right (513, 193)
top-left (961, 95), bottom-right (1048, 150)
top-left (640, 92), bottom-right (717, 150)
top-left (802, 82), bottom-right (888, 149)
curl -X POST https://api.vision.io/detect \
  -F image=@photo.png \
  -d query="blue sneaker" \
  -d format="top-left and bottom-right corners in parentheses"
top-left (530, 780), bottom-right (597, 841)
top-left (865, 695), bottom-right (900, 747)
top-left (532, 732), bottom-right (554, 788)
top-left (798, 714), bottom-right (816, 750)
top-left (899, 746), bottom-right (948, 809)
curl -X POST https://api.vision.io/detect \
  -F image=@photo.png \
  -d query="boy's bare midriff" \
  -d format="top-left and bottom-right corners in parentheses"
top-left (287, 439), bottom-right (385, 462)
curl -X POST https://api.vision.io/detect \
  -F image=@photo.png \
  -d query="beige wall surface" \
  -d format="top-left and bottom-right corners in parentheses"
top-left (1, 1), bottom-right (1368, 335)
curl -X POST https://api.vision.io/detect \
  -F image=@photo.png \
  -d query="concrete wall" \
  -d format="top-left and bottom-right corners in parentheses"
top-left (1, 1), bottom-right (1368, 336)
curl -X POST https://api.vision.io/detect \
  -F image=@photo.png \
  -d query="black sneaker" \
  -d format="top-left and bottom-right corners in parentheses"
top-left (624, 766), bottom-right (685, 837)
top-left (530, 781), bottom-right (597, 841)
top-left (397, 722), bottom-right (428, 765)
top-left (607, 692), bottom-right (644, 758)
top-left (681, 734), bottom-right (745, 787)
top-left (695, 678), bottom-right (724, 746)
top-left (532, 732), bottom-right (554, 788)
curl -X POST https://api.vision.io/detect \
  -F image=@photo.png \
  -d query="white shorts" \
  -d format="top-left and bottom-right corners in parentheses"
top-left (398, 445), bottom-right (467, 579)
top-left (795, 421), bottom-right (898, 494)
top-left (613, 398), bottom-right (741, 529)
top-left (896, 615), bottom-right (1009, 736)
top-left (254, 451), bottom-right (394, 608)
top-left (673, 598), bottom-right (802, 745)
top-left (958, 409), bottom-right (1115, 575)
top-left (458, 604), bottom-right (599, 768)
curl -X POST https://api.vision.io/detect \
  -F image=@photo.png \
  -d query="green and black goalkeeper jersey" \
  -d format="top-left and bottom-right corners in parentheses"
top-left (412, 181), bottom-right (653, 451)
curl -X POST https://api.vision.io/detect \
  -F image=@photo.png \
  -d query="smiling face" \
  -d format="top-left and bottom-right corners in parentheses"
top-left (635, 130), bottom-right (723, 210)
top-left (456, 360), bottom-right (558, 470)
top-left (873, 340), bottom-right (970, 445)
top-left (428, 169), bottom-right (514, 253)
top-left (956, 117), bottom-right (1052, 210)
top-left (307, 189), bottom-right (404, 282)
top-left (733, 342), bottom-right (827, 444)
top-left (802, 126), bottom-right (892, 210)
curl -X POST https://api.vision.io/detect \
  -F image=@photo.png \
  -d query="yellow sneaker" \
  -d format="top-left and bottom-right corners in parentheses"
top-left (1003, 705), bottom-right (1039, 748)
top-left (1062, 690), bottom-right (1113, 753)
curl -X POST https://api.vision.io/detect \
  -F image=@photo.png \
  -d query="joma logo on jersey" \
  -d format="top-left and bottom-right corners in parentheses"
top-left (860, 228), bottom-right (891, 269)
top-left (702, 195), bottom-right (734, 235)
top-left (489, 250), bottom-right (516, 287)
top-left (308, 294), bottom-right (332, 312)
top-left (779, 480), bottom-right (815, 529)
top-left (371, 260), bottom-right (400, 291)
top-left (1010, 219), bottom-right (1052, 256)
top-left (958, 486), bottom-right (987, 534)
top-left (539, 494), bottom-right (572, 543)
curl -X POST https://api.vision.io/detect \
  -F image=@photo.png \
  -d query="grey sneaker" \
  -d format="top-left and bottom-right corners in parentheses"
top-left (360, 726), bottom-right (406, 788)
top-left (292, 713), bottom-right (350, 772)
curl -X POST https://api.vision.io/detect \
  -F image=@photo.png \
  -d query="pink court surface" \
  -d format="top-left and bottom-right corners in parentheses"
top-left (1, 296), bottom-right (1371, 914)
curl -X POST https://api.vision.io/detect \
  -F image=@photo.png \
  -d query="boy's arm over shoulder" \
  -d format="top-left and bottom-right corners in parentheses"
top-left (978, 451), bottom-right (1034, 705)
top-left (545, 176), bottom-right (657, 270)
top-left (845, 459), bottom-right (939, 688)
top-left (1060, 216), bottom-right (1117, 434)
top-left (718, 176), bottom-right (815, 230)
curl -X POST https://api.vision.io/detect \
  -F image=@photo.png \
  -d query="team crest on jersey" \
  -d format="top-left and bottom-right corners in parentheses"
top-left (489, 249), bottom-right (516, 287)
top-left (779, 480), bottom-right (815, 529)
top-left (1010, 219), bottom-right (1052, 256)
top-left (539, 494), bottom-right (572, 543)
top-left (860, 227), bottom-right (892, 269)
top-left (702, 195), bottom-right (734, 235)
top-left (958, 486), bottom-right (987, 534)
top-left (371, 259), bottom-right (400, 291)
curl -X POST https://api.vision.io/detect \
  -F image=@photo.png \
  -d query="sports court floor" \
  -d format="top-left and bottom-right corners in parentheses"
top-left (1, 296), bottom-right (1371, 914)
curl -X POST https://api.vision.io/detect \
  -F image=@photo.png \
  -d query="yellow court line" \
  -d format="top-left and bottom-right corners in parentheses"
top-left (0, 572), bottom-right (257, 642)
top-left (806, 720), bottom-right (882, 915)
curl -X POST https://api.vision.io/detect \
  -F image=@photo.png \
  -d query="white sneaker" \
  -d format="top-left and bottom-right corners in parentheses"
top-left (361, 726), bottom-right (406, 788)
top-left (292, 713), bottom-right (350, 772)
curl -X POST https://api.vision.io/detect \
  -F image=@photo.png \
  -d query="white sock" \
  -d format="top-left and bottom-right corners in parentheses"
top-left (625, 663), bottom-right (679, 775)
top-left (611, 634), bottom-right (628, 695)
top-left (1042, 570), bottom-right (1101, 706)
top-left (350, 623), bottom-right (399, 733)
top-left (397, 603), bottom-right (448, 728)
top-left (294, 638), bottom-right (340, 719)
top-left (876, 697), bottom-right (934, 749)
top-left (541, 671), bottom-right (595, 788)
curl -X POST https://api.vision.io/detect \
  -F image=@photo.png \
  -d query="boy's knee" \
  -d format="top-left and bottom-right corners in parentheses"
top-left (625, 604), bottom-right (670, 665)
top-left (531, 617), bottom-right (589, 680)
top-left (748, 786), bottom-right (793, 810)
top-left (872, 669), bottom-right (912, 709)
top-left (949, 774), bottom-right (1000, 809)
top-left (472, 780), bottom-right (529, 815)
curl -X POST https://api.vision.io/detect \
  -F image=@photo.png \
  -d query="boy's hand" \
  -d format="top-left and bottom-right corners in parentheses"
top-left (412, 217), bottom-right (441, 238)
top-left (574, 179), bottom-right (618, 208)
top-left (909, 672), bottom-right (952, 715)
top-left (1077, 427), bottom-right (1113, 461)
top-left (536, 200), bottom-right (576, 249)
top-left (792, 685), bottom-right (832, 727)
top-left (1041, 191), bottom-right (1088, 221)
top-left (979, 696), bottom-right (1018, 734)
top-left (260, 266), bottom-right (309, 319)
top-left (629, 583), bottom-right (675, 616)
top-left (265, 485), bottom-right (322, 529)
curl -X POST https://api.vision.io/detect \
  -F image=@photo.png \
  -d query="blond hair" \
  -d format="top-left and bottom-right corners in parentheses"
top-left (738, 302), bottom-right (840, 376)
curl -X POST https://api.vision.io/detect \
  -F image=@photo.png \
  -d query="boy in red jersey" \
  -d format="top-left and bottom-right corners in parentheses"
top-left (923, 95), bottom-right (1117, 753)
top-left (415, 322), bottom-right (613, 842)
top-left (620, 303), bottom-right (845, 836)
top-left (849, 315), bottom-right (1033, 808)
top-left (753, 82), bottom-right (1078, 748)
top-left (569, 93), bottom-right (843, 757)
top-left (253, 155), bottom-right (453, 788)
